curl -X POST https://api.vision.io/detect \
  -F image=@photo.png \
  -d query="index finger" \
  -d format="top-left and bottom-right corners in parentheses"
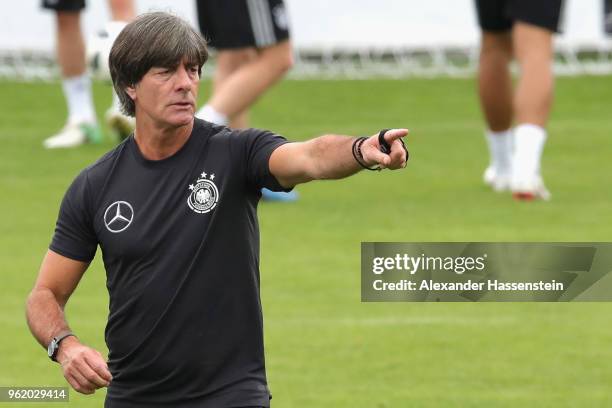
top-left (383, 129), bottom-right (409, 143)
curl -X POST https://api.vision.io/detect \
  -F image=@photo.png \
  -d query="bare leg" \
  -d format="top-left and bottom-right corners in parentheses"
top-left (513, 22), bottom-right (554, 126)
top-left (207, 40), bottom-right (293, 126)
top-left (212, 48), bottom-right (258, 129)
top-left (56, 12), bottom-right (86, 78)
top-left (108, 0), bottom-right (136, 21)
top-left (478, 31), bottom-right (513, 131)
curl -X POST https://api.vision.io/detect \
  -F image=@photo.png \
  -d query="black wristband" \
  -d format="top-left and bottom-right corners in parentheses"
top-left (378, 129), bottom-right (392, 154)
top-left (351, 137), bottom-right (381, 171)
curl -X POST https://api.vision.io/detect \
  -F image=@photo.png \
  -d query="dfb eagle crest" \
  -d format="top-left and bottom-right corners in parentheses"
top-left (187, 171), bottom-right (219, 214)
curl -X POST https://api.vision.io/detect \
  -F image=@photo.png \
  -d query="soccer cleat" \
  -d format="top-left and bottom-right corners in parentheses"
top-left (483, 166), bottom-right (511, 192)
top-left (43, 122), bottom-right (102, 149)
top-left (511, 174), bottom-right (551, 201)
top-left (105, 108), bottom-right (135, 142)
top-left (261, 188), bottom-right (299, 202)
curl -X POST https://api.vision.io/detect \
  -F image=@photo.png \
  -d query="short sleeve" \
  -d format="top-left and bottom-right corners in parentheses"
top-left (49, 170), bottom-right (98, 262)
top-left (237, 128), bottom-right (292, 191)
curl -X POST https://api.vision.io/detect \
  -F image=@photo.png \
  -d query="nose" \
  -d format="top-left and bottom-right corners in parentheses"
top-left (174, 65), bottom-right (193, 92)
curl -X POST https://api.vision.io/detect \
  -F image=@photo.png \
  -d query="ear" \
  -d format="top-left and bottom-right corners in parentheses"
top-left (125, 85), bottom-right (137, 101)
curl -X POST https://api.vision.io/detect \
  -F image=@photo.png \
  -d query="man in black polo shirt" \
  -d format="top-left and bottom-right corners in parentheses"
top-left (25, 12), bottom-right (408, 408)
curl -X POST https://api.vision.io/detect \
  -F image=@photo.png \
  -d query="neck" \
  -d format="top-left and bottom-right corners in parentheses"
top-left (133, 117), bottom-right (194, 161)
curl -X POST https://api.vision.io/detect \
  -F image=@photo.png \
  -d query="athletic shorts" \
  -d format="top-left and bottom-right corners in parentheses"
top-left (196, 0), bottom-right (290, 49)
top-left (475, 0), bottom-right (563, 33)
top-left (41, 0), bottom-right (85, 12)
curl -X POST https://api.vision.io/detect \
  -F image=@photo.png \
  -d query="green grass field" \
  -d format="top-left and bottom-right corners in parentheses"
top-left (1, 75), bottom-right (612, 407)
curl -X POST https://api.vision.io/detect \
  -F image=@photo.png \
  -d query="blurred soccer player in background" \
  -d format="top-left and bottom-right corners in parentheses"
top-left (475, 0), bottom-right (563, 200)
top-left (195, 0), bottom-right (298, 201)
top-left (42, 0), bottom-right (136, 149)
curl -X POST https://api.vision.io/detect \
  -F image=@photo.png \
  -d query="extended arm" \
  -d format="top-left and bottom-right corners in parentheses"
top-left (269, 128), bottom-right (409, 188)
top-left (26, 250), bottom-right (112, 394)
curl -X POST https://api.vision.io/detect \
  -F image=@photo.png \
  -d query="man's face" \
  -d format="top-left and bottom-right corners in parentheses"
top-left (128, 59), bottom-right (200, 128)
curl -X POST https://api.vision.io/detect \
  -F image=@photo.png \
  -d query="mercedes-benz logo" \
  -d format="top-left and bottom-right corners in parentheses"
top-left (104, 201), bottom-right (134, 233)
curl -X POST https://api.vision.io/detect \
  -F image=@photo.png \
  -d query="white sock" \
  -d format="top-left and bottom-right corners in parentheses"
top-left (485, 129), bottom-right (512, 176)
top-left (196, 104), bottom-right (229, 126)
top-left (62, 73), bottom-right (96, 124)
top-left (512, 123), bottom-right (547, 180)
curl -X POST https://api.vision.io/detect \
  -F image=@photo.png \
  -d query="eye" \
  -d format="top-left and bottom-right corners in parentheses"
top-left (187, 67), bottom-right (200, 79)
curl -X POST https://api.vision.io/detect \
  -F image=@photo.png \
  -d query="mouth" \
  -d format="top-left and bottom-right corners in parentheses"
top-left (170, 101), bottom-right (194, 108)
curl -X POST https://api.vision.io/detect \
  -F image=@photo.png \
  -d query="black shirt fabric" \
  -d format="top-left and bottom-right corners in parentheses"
top-left (49, 119), bottom-right (290, 407)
